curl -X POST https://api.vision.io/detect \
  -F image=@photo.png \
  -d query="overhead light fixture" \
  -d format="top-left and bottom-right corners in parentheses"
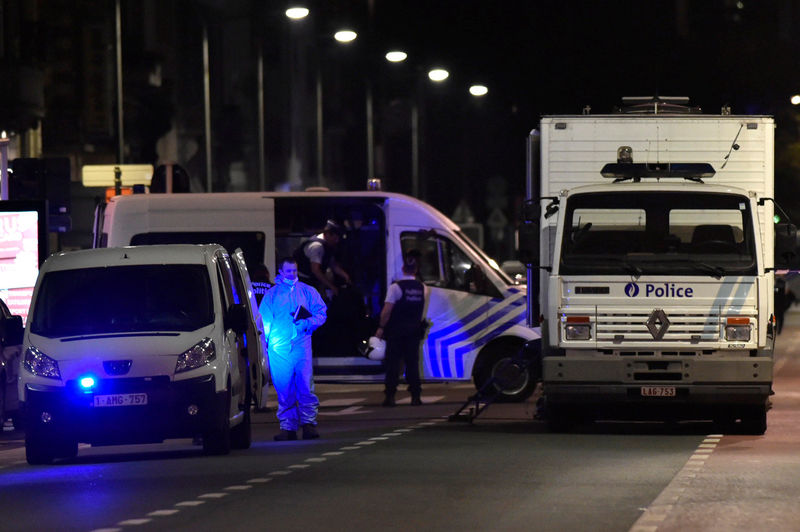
top-left (385, 51), bottom-right (408, 63)
top-left (285, 7), bottom-right (309, 20)
top-left (428, 68), bottom-right (449, 82)
top-left (334, 30), bottom-right (357, 43)
top-left (469, 85), bottom-right (488, 96)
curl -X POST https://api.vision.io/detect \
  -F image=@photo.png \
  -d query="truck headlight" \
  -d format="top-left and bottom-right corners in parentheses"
top-left (565, 324), bottom-right (591, 340)
top-left (175, 338), bottom-right (216, 373)
top-left (24, 346), bottom-right (61, 379)
top-left (563, 315), bottom-right (592, 341)
top-left (725, 325), bottom-right (751, 341)
top-left (725, 317), bottom-right (751, 342)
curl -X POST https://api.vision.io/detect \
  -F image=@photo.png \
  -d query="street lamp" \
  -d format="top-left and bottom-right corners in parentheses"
top-left (791, 94), bottom-right (800, 106)
top-left (385, 50), bottom-right (408, 63)
top-left (285, 7), bottom-right (309, 20)
top-left (469, 84), bottom-right (488, 97)
top-left (428, 68), bottom-right (449, 82)
top-left (334, 30), bottom-right (357, 43)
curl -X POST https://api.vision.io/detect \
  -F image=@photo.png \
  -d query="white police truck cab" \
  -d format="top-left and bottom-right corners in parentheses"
top-left (94, 190), bottom-right (540, 401)
top-left (521, 98), bottom-right (799, 433)
top-left (18, 244), bottom-right (260, 464)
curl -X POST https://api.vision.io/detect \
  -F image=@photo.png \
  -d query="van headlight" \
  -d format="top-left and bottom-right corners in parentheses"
top-left (24, 346), bottom-right (61, 379)
top-left (175, 338), bottom-right (216, 373)
top-left (563, 316), bottom-right (592, 341)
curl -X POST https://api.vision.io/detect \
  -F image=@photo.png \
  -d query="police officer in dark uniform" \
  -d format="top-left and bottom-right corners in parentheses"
top-left (250, 263), bottom-right (273, 306)
top-left (293, 220), bottom-right (351, 299)
top-left (375, 254), bottom-right (427, 406)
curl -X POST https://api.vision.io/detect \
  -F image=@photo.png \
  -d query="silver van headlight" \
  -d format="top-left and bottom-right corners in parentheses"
top-left (24, 346), bottom-right (62, 379)
top-left (175, 338), bottom-right (216, 373)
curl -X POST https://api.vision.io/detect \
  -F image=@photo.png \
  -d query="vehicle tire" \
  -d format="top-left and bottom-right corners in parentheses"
top-left (231, 364), bottom-right (252, 450)
top-left (26, 431), bottom-right (55, 465)
top-left (545, 403), bottom-right (578, 433)
top-left (203, 388), bottom-right (231, 456)
top-left (740, 404), bottom-right (767, 435)
top-left (473, 347), bottom-right (537, 403)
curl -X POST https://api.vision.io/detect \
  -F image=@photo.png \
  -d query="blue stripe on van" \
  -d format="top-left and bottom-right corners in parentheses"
top-left (432, 298), bottom-right (526, 378)
top-left (426, 303), bottom-right (490, 378)
top-left (453, 317), bottom-right (523, 377)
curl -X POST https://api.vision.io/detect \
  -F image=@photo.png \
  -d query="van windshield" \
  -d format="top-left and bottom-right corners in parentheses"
top-left (30, 264), bottom-right (214, 338)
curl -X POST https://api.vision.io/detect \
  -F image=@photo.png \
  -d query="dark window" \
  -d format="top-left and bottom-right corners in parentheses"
top-left (31, 265), bottom-right (214, 338)
top-left (130, 232), bottom-right (266, 273)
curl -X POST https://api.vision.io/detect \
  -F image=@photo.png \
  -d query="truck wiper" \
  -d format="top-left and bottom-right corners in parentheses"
top-left (621, 261), bottom-right (642, 280)
top-left (687, 260), bottom-right (726, 279)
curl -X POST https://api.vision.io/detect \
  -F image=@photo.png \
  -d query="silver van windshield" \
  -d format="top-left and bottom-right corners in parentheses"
top-left (30, 264), bottom-right (214, 338)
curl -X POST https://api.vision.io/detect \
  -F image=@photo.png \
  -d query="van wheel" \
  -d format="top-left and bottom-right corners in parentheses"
top-left (473, 347), bottom-right (537, 403)
top-left (231, 365), bottom-right (252, 450)
top-left (26, 432), bottom-right (55, 465)
top-left (203, 390), bottom-right (231, 456)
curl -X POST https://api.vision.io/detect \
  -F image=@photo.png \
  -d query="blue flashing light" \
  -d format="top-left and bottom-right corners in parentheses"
top-left (79, 376), bottom-right (96, 390)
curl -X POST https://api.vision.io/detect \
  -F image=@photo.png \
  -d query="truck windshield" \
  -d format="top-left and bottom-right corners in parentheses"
top-left (30, 264), bottom-right (214, 338)
top-left (559, 191), bottom-right (757, 276)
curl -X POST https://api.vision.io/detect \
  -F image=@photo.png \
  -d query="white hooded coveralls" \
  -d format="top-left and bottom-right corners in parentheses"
top-left (258, 276), bottom-right (327, 430)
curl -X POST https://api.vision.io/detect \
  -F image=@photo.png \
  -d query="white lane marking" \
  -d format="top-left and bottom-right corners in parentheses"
top-left (629, 434), bottom-right (720, 532)
top-left (90, 528), bottom-right (122, 532)
top-left (698, 443), bottom-right (717, 448)
top-left (198, 493), bottom-right (228, 499)
top-left (175, 501), bottom-right (206, 507)
top-left (318, 406), bottom-right (373, 417)
top-left (395, 395), bottom-right (445, 405)
top-left (318, 398), bottom-right (365, 407)
top-left (117, 518), bottom-right (152, 526)
top-left (98, 400), bottom-right (433, 531)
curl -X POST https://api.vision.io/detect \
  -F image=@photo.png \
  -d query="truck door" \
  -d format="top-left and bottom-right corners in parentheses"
top-left (397, 228), bottom-right (497, 380)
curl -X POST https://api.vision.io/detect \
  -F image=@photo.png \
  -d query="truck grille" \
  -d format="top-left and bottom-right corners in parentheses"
top-left (595, 309), bottom-right (721, 344)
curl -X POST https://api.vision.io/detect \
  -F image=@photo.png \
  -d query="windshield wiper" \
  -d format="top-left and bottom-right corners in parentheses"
top-left (687, 260), bottom-right (726, 279)
top-left (621, 261), bottom-right (642, 280)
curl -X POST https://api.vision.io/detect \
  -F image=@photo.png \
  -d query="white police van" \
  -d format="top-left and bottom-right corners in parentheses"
top-left (94, 190), bottom-right (540, 401)
top-left (18, 244), bottom-right (263, 464)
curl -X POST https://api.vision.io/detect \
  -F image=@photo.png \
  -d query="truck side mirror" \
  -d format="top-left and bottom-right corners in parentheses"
top-left (1, 315), bottom-right (24, 346)
top-left (225, 303), bottom-right (250, 336)
top-left (775, 222), bottom-right (800, 268)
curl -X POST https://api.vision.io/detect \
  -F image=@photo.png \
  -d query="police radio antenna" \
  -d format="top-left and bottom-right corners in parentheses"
top-left (721, 123), bottom-right (743, 169)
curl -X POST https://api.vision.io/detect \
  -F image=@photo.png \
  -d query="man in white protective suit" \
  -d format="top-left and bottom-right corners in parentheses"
top-left (259, 257), bottom-right (327, 441)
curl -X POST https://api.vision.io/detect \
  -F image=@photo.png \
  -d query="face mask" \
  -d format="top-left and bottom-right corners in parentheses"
top-left (283, 276), bottom-right (297, 286)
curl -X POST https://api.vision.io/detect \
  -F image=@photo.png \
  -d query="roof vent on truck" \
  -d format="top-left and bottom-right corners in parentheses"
top-left (601, 162), bottom-right (716, 183)
top-left (614, 96), bottom-right (702, 114)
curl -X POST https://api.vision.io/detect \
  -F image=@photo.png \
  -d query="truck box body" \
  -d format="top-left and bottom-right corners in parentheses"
top-left (530, 112), bottom-right (776, 432)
